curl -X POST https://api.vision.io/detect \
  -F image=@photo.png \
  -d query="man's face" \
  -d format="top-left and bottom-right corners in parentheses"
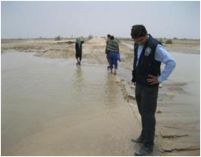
top-left (133, 35), bottom-right (147, 45)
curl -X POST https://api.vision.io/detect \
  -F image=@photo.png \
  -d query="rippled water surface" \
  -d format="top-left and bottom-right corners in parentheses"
top-left (2, 52), bottom-right (139, 155)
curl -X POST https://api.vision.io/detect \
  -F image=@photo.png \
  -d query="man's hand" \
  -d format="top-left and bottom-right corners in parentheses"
top-left (147, 75), bottom-right (159, 85)
top-left (132, 70), bottom-right (135, 83)
top-left (131, 77), bottom-right (135, 83)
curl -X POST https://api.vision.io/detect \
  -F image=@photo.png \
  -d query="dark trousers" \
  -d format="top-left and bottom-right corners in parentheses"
top-left (108, 52), bottom-right (118, 69)
top-left (76, 52), bottom-right (82, 61)
top-left (106, 54), bottom-right (110, 65)
top-left (135, 82), bottom-right (159, 146)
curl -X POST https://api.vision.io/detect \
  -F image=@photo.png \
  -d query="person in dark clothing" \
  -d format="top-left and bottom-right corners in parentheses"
top-left (75, 37), bottom-right (84, 65)
top-left (130, 25), bottom-right (176, 156)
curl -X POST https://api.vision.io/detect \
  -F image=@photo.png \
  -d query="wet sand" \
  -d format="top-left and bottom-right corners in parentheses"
top-left (1, 37), bottom-right (200, 155)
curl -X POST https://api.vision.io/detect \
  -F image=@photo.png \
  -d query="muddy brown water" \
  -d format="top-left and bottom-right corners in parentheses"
top-left (2, 50), bottom-right (199, 155)
top-left (156, 52), bottom-right (200, 155)
top-left (167, 52), bottom-right (199, 118)
top-left (2, 51), bottom-right (141, 155)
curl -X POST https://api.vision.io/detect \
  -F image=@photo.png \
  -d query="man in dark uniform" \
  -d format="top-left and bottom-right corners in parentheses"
top-left (131, 25), bottom-right (176, 156)
top-left (75, 37), bottom-right (84, 65)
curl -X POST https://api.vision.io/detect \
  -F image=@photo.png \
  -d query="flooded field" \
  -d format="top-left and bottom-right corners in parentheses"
top-left (2, 51), bottom-right (141, 155)
top-left (159, 52), bottom-right (200, 116)
top-left (156, 52), bottom-right (200, 155)
top-left (1, 37), bottom-right (200, 156)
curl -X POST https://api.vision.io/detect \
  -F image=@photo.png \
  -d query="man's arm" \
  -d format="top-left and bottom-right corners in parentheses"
top-left (155, 45), bottom-right (176, 82)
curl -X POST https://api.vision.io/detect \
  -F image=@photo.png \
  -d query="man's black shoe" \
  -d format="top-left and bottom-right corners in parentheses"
top-left (134, 145), bottom-right (153, 156)
top-left (131, 136), bottom-right (144, 143)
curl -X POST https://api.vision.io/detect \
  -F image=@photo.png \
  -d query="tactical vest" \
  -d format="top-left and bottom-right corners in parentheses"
top-left (133, 35), bottom-right (161, 86)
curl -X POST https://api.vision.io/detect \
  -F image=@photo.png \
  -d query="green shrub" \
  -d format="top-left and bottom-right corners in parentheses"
top-left (88, 35), bottom-right (93, 40)
top-left (158, 38), bottom-right (164, 43)
top-left (55, 36), bottom-right (61, 41)
top-left (165, 39), bottom-right (173, 44)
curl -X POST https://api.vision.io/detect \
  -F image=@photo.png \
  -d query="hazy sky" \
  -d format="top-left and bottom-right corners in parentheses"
top-left (1, 1), bottom-right (200, 39)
